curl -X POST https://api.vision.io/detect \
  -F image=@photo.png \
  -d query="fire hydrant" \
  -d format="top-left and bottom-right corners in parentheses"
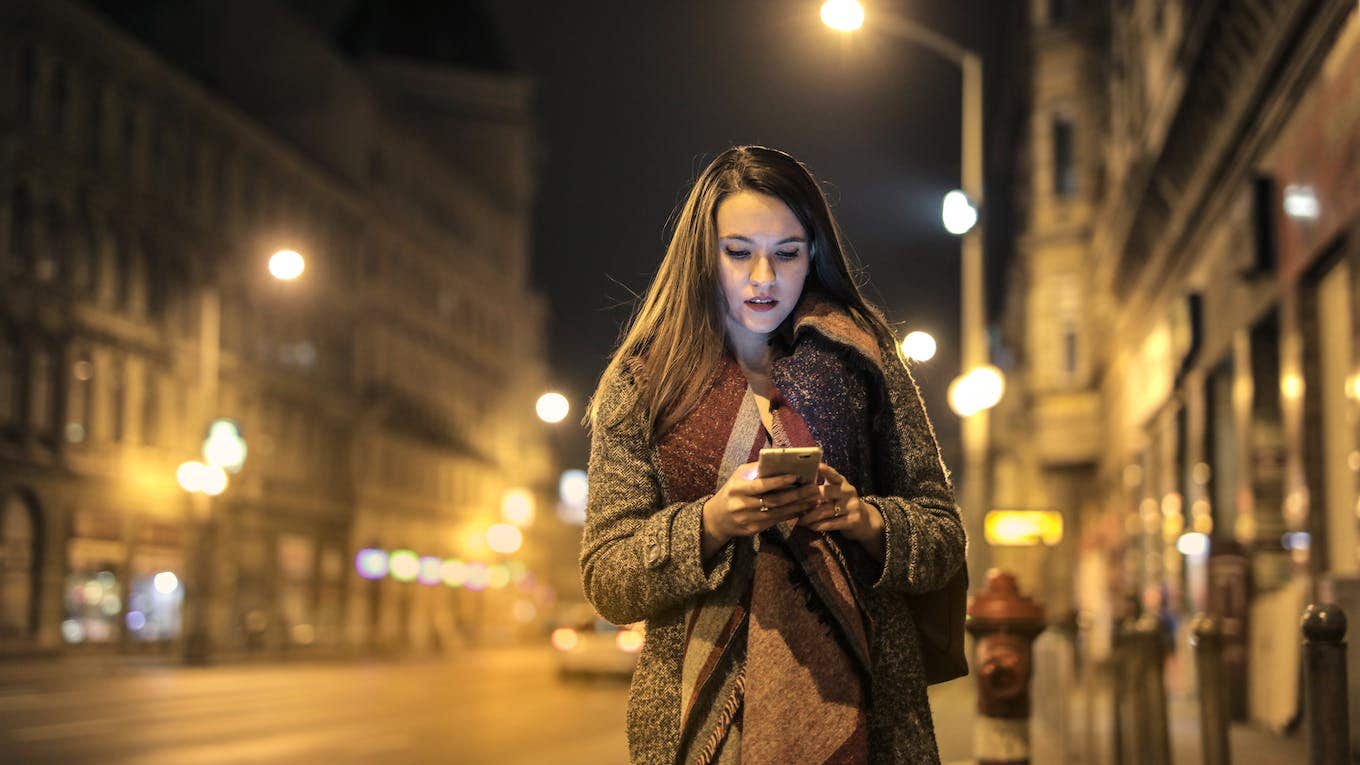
top-left (965, 568), bottom-right (1046, 765)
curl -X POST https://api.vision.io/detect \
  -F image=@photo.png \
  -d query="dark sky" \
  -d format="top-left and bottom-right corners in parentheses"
top-left (490, 1), bottom-right (1023, 471)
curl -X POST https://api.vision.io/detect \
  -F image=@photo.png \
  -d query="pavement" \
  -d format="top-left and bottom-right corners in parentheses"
top-left (0, 647), bottom-right (631, 764)
top-left (0, 647), bottom-right (1311, 764)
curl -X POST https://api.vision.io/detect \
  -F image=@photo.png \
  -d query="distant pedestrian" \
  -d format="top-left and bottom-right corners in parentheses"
top-left (581, 145), bottom-right (967, 764)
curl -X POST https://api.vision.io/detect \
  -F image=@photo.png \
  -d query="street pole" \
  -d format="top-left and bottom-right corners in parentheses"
top-left (828, 4), bottom-right (992, 581)
top-left (183, 285), bottom-right (220, 664)
top-left (958, 52), bottom-right (990, 582)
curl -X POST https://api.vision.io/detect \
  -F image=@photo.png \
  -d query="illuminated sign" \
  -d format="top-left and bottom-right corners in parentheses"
top-left (984, 510), bottom-right (1064, 547)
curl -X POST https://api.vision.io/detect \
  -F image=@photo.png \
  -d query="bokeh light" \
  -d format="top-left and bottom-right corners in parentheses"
top-left (441, 558), bottom-right (469, 587)
top-left (536, 392), bottom-right (569, 423)
top-left (551, 627), bottom-right (579, 652)
top-left (389, 549), bottom-right (420, 582)
top-left (901, 331), bottom-right (938, 362)
top-left (417, 556), bottom-right (443, 586)
top-left (820, 0), bottom-right (865, 32)
top-left (355, 548), bottom-right (389, 580)
top-left (486, 523), bottom-right (523, 555)
top-left (501, 488), bottom-right (535, 527)
top-left (153, 571), bottom-right (179, 595)
top-left (269, 249), bottom-right (305, 281)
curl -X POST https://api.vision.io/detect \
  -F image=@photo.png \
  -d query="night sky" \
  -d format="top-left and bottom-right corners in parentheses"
top-left (490, 0), bottom-right (1022, 471)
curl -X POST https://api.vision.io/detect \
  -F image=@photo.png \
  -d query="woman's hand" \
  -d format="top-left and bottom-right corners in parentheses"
top-left (798, 464), bottom-right (884, 549)
top-left (702, 462), bottom-right (822, 548)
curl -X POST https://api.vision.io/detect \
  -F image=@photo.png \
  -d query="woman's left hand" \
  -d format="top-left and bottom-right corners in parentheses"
top-left (797, 463), bottom-right (884, 545)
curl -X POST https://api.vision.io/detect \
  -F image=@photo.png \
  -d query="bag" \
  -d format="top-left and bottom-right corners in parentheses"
top-left (911, 563), bottom-right (969, 685)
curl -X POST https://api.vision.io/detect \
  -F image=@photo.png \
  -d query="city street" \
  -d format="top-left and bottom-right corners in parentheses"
top-left (0, 649), bottom-right (631, 765)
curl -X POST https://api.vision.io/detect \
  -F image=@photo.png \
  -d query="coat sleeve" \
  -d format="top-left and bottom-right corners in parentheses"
top-left (579, 369), bottom-right (737, 625)
top-left (857, 343), bottom-right (966, 595)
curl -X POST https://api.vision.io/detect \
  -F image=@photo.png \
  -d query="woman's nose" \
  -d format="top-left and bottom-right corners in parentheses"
top-left (749, 254), bottom-right (776, 285)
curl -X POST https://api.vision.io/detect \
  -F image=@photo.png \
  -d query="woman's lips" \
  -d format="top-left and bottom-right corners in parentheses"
top-left (745, 299), bottom-right (778, 312)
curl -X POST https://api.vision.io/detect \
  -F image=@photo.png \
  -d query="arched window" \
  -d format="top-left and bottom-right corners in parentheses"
top-left (27, 341), bottom-right (55, 435)
top-left (0, 494), bottom-right (39, 640)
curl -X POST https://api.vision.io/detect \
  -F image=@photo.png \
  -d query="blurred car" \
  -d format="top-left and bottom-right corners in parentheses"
top-left (551, 605), bottom-right (644, 679)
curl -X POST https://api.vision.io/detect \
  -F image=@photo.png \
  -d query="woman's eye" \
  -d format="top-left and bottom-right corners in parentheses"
top-left (775, 250), bottom-right (800, 260)
top-left (723, 248), bottom-right (751, 259)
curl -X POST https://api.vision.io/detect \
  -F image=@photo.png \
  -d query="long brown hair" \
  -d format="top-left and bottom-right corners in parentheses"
top-left (588, 145), bottom-right (898, 436)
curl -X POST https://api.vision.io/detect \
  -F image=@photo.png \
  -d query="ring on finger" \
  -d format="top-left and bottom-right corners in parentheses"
top-left (759, 497), bottom-right (769, 513)
top-left (833, 503), bottom-right (844, 517)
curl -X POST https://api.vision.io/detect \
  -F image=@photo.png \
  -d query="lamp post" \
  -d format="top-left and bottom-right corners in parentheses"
top-left (821, 1), bottom-right (994, 579)
top-left (181, 250), bottom-right (301, 663)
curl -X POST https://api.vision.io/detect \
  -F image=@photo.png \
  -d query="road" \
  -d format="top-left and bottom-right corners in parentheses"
top-left (0, 648), bottom-right (631, 765)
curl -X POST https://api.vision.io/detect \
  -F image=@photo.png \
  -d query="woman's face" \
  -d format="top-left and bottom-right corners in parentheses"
top-left (714, 190), bottom-right (811, 340)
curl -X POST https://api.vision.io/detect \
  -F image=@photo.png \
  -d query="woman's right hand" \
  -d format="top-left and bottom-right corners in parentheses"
top-left (701, 462), bottom-right (823, 548)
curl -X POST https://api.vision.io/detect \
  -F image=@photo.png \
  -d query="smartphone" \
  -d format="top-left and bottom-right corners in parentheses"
top-left (757, 446), bottom-right (822, 486)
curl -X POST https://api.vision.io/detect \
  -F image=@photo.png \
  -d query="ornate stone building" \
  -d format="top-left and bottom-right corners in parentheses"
top-left (999, 0), bottom-right (1360, 750)
top-left (0, 0), bottom-right (556, 658)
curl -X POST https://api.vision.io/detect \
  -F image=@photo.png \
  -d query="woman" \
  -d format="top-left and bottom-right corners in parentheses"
top-left (581, 145), bottom-right (965, 764)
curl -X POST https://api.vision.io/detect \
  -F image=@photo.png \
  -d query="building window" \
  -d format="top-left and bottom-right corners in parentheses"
top-left (111, 355), bottom-right (126, 443)
top-left (0, 330), bottom-right (15, 425)
top-left (37, 204), bottom-right (62, 283)
top-left (28, 343), bottom-right (54, 435)
top-left (66, 348), bottom-right (93, 444)
top-left (1063, 325), bottom-right (1079, 376)
top-left (0, 495), bottom-right (38, 640)
top-left (8, 186), bottom-right (33, 276)
top-left (17, 46), bottom-right (39, 124)
top-left (141, 369), bottom-right (159, 447)
top-left (1053, 117), bottom-right (1076, 197)
top-left (51, 60), bottom-right (70, 138)
top-left (1048, 0), bottom-right (1069, 24)
top-left (88, 90), bottom-right (104, 163)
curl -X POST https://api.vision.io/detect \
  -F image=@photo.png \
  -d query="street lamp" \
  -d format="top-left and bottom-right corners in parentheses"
top-left (901, 331), bottom-right (938, 363)
top-left (268, 249), bottom-right (306, 281)
top-left (821, 5), bottom-right (993, 578)
top-left (820, 0), bottom-right (865, 31)
top-left (535, 392), bottom-right (569, 424)
top-left (942, 190), bottom-right (979, 236)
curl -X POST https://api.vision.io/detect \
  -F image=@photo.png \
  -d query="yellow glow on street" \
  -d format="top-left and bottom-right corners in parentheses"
top-left (486, 523), bottom-right (523, 555)
top-left (820, 0), bottom-right (865, 32)
top-left (984, 510), bottom-right (1064, 546)
top-left (269, 249), bottom-right (305, 281)
top-left (536, 392), bottom-right (569, 423)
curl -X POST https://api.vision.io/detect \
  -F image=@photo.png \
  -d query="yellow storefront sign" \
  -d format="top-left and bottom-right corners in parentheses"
top-left (984, 510), bottom-right (1064, 546)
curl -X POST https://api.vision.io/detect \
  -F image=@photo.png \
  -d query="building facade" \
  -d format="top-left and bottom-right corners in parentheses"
top-left (999, 0), bottom-right (1360, 750)
top-left (0, 0), bottom-right (557, 659)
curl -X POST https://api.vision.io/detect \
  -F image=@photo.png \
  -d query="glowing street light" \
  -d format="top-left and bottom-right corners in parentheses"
top-left (202, 418), bottom-right (247, 474)
top-left (942, 190), bottom-right (979, 235)
top-left (501, 488), bottom-right (535, 527)
top-left (486, 523), bottom-right (524, 555)
top-left (536, 392), bottom-right (569, 424)
top-left (820, 0), bottom-right (865, 31)
top-left (948, 365), bottom-right (1005, 417)
top-left (269, 249), bottom-right (305, 281)
top-left (901, 331), bottom-right (937, 362)
top-left (177, 460), bottom-right (228, 496)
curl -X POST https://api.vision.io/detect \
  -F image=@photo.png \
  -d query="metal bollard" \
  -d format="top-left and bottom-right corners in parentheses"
top-left (1134, 614), bottom-right (1171, 765)
top-left (1113, 620), bottom-right (1140, 765)
top-left (1302, 603), bottom-right (1352, 765)
top-left (966, 569), bottom-right (1046, 765)
top-left (1191, 613), bottom-right (1231, 765)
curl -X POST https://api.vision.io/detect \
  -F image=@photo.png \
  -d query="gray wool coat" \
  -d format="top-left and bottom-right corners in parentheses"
top-left (580, 306), bottom-right (966, 765)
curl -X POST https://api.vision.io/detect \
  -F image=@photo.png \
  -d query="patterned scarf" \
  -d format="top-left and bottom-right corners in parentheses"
top-left (656, 355), bottom-right (874, 765)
